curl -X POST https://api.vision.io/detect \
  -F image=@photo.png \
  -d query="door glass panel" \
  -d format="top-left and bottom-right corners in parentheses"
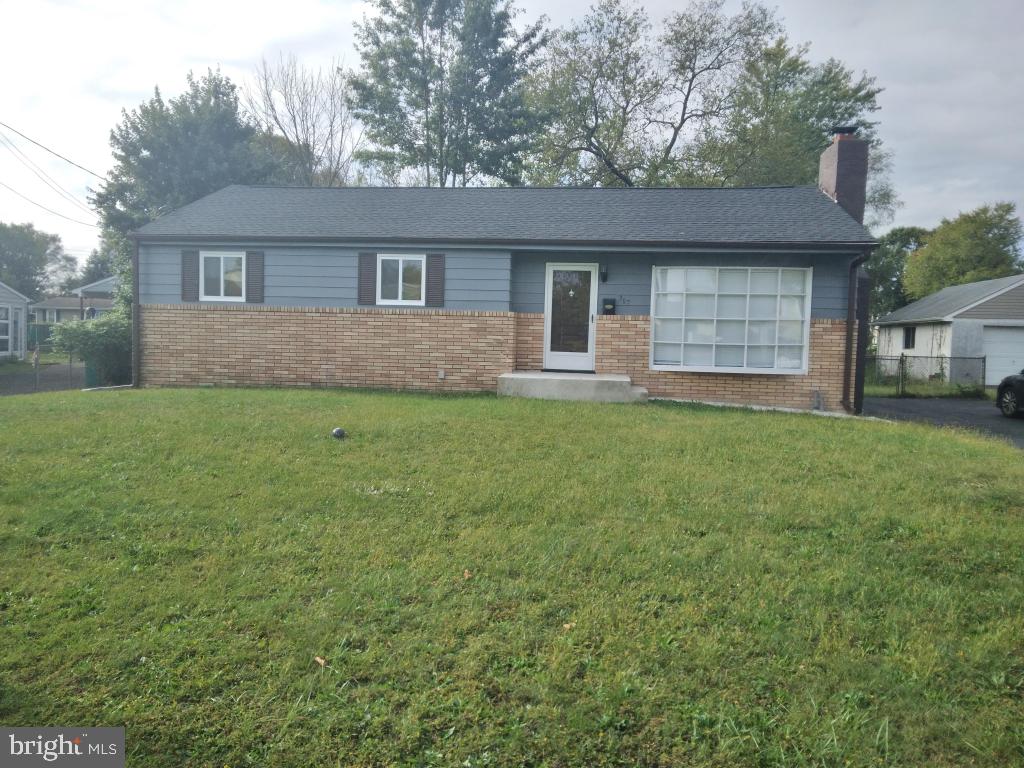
top-left (0, 307), bottom-right (8, 320)
top-left (549, 269), bottom-right (592, 353)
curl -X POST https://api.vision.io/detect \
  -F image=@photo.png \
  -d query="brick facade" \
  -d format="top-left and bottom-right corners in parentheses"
top-left (595, 315), bottom-right (852, 411)
top-left (514, 313), bottom-right (544, 371)
top-left (139, 304), bottom-right (854, 412)
top-left (139, 304), bottom-right (515, 392)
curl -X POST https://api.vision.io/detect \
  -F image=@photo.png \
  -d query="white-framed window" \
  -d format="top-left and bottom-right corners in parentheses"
top-left (377, 254), bottom-right (426, 306)
top-left (0, 305), bottom-right (9, 354)
top-left (650, 266), bottom-right (812, 374)
top-left (201, 251), bottom-right (246, 302)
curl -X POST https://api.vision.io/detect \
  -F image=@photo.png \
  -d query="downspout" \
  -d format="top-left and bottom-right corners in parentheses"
top-left (131, 236), bottom-right (141, 388)
top-left (841, 249), bottom-right (871, 413)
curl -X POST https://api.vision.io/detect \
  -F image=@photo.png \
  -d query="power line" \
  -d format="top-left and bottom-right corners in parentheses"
top-left (0, 120), bottom-right (104, 179)
top-left (0, 131), bottom-right (95, 216)
top-left (0, 180), bottom-right (100, 228)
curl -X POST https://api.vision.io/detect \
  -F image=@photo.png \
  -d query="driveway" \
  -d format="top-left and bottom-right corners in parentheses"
top-left (864, 397), bottom-right (1024, 449)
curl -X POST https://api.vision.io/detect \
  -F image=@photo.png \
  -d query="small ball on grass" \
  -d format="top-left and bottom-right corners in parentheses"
top-left (331, 427), bottom-right (347, 440)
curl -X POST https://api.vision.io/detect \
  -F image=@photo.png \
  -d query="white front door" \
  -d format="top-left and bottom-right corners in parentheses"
top-left (543, 263), bottom-right (599, 371)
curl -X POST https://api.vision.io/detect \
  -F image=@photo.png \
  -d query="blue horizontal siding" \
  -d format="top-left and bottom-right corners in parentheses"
top-left (140, 242), bottom-right (850, 317)
top-left (139, 244), bottom-right (511, 311)
top-left (510, 251), bottom-right (850, 318)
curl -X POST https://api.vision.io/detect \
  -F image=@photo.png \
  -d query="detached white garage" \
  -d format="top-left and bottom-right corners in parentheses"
top-left (982, 326), bottom-right (1024, 385)
top-left (875, 273), bottom-right (1024, 387)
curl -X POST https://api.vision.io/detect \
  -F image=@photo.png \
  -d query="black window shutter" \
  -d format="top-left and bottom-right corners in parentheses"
top-left (181, 250), bottom-right (199, 302)
top-left (358, 252), bottom-right (377, 305)
top-left (245, 251), bottom-right (265, 303)
top-left (425, 253), bottom-right (445, 307)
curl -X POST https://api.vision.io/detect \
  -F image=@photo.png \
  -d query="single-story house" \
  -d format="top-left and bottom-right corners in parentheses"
top-left (75, 274), bottom-right (119, 300)
top-left (874, 273), bottom-right (1024, 386)
top-left (130, 130), bottom-right (876, 412)
top-left (31, 295), bottom-right (115, 323)
top-left (0, 279), bottom-right (29, 360)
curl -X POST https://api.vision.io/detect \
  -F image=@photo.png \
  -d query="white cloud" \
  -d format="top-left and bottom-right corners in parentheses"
top-left (0, 0), bottom-right (1019, 265)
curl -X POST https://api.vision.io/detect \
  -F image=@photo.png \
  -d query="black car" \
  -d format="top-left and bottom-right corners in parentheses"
top-left (997, 370), bottom-right (1024, 417)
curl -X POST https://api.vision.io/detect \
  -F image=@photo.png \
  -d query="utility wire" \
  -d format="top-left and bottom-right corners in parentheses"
top-left (0, 131), bottom-right (95, 216)
top-left (0, 180), bottom-right (100, 228)
top-left (0, 120), bottom-right (104, 179)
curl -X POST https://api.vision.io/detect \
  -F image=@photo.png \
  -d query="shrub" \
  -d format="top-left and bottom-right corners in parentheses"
top-left (50, 313), bottom-right (131, 385)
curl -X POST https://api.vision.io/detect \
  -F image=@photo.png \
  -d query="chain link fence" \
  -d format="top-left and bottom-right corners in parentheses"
top-left (864, 354), bottom-right (986, 398)
top-left (0, 324), bottom-right (87, 396)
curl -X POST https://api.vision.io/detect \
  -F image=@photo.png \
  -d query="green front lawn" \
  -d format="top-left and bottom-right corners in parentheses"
top-left (1, 389), bottom-right (1022, 766)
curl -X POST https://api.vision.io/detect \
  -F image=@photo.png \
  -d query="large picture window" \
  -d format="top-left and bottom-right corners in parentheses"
top-left (201, 252), bottom-right (245, 301)
top-left (650, 267), bottom-right (812, 374)
top-left (377, 254), bottom-right (425, 306)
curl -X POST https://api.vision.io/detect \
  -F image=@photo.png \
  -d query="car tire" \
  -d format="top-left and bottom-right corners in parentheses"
top-left (998, 388), bottom-right (1020, 418)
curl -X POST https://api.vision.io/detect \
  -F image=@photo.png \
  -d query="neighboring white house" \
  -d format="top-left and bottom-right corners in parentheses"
top-left (0, 279), bottom-right (30, 361)
top-left (874, 273), bottom-right (1024, 386)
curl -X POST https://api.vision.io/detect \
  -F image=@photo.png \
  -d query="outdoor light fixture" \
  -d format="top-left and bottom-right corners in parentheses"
top-left (599, 264), bottom-right (608, 282)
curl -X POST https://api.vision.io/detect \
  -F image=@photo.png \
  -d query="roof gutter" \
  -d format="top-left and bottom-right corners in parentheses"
top-left (841, 249), bottom-right (872, 413)
top-left (130, 232), bottom-right (877, 252)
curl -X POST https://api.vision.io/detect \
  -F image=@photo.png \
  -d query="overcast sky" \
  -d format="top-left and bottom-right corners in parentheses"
top-left (0, 0), bottom-right (1020, 265)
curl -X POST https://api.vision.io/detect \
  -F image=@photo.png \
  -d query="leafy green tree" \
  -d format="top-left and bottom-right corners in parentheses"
top-left (865, 226), bottom-right (929, 317)
top-left (91, 69), bottom-right (288, 238)
top-left (0, 222), bottom-right (69, 299)
top-left (526, 0), bottom-right (779, 187)
top-left (903, 203), bottom-right (1022, 299)
top-left (700, 39), bottom-right (897, 225)
top-left (351, 0), bottom-right (547, 186)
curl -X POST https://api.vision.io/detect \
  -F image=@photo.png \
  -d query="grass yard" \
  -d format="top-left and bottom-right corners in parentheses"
top-left (1, 389), bottom-right (1022, 766)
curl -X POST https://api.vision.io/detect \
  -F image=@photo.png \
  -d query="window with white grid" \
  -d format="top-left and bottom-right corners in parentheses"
top-left (650, 267), bottom-right (812, 374)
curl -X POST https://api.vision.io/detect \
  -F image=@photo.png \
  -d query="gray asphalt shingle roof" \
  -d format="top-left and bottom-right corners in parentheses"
top-left (132, 184), bottom-right (875, 248)
top-left (874, 274), bottom-right (1024, 325)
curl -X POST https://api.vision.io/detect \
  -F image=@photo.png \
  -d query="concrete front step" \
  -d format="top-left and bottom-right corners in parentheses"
top-left (497, 371), bottom-right (648, 403)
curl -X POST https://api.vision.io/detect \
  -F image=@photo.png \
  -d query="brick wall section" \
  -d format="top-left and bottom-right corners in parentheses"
top-left (140, 305), bottom-right (856, 411)
top-left (595, 315), bottom-right (852, 412)
top-left (514, 313), bottom-right (544, 371)
top-left (140, 304), bottom-right (514, 392)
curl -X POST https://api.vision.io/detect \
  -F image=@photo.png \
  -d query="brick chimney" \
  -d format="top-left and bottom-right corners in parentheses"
top-left (818, 126), bottom-right (869, 224)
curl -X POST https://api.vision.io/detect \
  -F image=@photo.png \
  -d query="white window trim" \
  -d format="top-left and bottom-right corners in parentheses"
top-left (376, 253), bottom-right (427, 306)
top-left (648, 266), bottom-right (813, 375)
top-left (200, 251), bottom-right (246, 302)
top-left (0, 304), bottom-right (9, 355)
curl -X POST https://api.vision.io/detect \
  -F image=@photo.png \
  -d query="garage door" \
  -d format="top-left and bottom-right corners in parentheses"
top-left (983, 326), bottom-right (1024, 385)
